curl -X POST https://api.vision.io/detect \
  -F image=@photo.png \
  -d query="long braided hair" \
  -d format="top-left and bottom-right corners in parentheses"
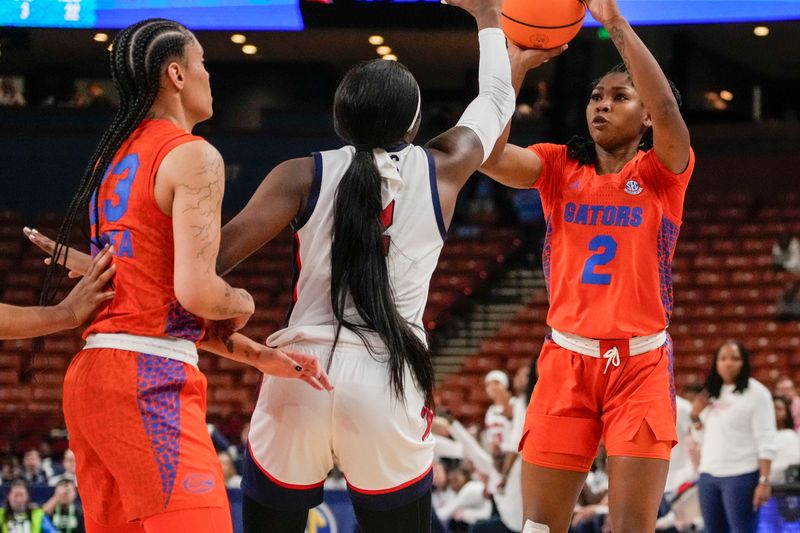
top-left (567, 62), bottom-right (682, 166)
top-left (330, 60), bottom-right (434, 407)
top-left (40, 19), bottom-right (195, 306)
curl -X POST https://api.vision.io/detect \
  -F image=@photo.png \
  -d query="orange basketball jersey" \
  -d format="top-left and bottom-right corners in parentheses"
top-left (84, 119), bottom-right (206, 343)
top-left (531, 143), bottom-right (695, 339)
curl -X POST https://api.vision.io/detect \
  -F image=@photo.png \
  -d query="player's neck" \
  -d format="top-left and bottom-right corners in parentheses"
top-left (147, 101), bottom-right (196, 133)
top-left (594, 143), bottom-right (639, 175)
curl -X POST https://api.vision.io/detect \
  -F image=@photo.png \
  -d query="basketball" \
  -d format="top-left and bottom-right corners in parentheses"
top-left (501, 0), bottom-right (586, 49)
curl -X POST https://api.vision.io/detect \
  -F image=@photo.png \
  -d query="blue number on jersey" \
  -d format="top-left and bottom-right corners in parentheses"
top-left (103, 153), bottom-right (139, 222)
top-left (581, 235), bottom-right (617, 285)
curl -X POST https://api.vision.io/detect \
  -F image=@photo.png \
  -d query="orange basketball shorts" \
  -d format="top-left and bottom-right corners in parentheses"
top-left (62, 348), bottom-right (230, 528)
top-left (519, 336), bottom-right (677, 472)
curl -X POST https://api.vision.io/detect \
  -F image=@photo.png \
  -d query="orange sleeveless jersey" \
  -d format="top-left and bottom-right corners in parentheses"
top-left (531, 143), bottom-right (695, 339)
top-left (84, 119), bottom-right (206, 343)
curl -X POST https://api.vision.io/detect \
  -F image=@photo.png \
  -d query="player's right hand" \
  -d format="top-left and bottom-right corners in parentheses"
top-left (24, 227), bottom-right (91, 278)
top-left (255, 347), bottom-right (334, 391)
top-left (56, 244), bottom-right (116, 328)
top-left (509, 41), bottom-right (568, 75)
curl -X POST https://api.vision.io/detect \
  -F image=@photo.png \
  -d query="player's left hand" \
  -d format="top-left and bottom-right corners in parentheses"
top-left (255, 347), bottom-right (334, 392)
top-left (583, 0), bottom-right (625, 28)
top-left (57, 244), bottom-right (116, 327)
top-left (24, 227), bottom-right (91, 278)
top-left (753, 482), bottom-right (771, 510)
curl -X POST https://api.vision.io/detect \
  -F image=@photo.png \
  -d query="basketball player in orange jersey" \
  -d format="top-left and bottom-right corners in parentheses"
top-left (0, 244), bottom-right (114, 340)
top-left (481, 0), bottom-right (693, 531)
top-left (38, 19), bottom-right (331, 533)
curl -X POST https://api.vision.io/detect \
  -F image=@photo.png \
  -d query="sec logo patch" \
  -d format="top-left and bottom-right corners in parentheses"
top-left (624, 179), bottom-right (643, 195)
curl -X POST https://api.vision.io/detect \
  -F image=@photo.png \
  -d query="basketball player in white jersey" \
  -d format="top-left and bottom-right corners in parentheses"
top-left (211, 3), bottom-right (564, 531)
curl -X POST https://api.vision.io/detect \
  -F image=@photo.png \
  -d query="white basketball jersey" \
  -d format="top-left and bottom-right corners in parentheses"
top-left (267, 144), bottom-right (446, 350)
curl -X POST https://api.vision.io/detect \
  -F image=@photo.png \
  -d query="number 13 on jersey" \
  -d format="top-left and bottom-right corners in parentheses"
top-left (581, 235), bottom-right (617, 285)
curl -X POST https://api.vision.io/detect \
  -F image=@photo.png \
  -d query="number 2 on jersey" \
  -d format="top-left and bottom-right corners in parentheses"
top-left (581, 235), bottom-right (617, 285)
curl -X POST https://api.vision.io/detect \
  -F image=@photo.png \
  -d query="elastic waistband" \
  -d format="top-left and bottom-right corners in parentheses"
top-left (550, 329), bottom-right (666, 358)
top-left (84, 333), bottom-right (198, 367)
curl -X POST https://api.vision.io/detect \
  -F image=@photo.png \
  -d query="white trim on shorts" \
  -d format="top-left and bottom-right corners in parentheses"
top-left (550, 329), bottom-right (667, 358)
top-left (84, 333), bottom-right (199, 368)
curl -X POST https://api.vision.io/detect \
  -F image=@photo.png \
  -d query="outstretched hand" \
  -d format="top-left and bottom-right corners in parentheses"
top-left (508, 41), bottom-right (568, 86)
top-left (24, 227), bottom-right (91, 278)
top-left (56, 244), bottom-right (116, 327)
top-left (509, 41), bottom-right (568, 71)
top-left (583, 0), bottom-right (624, 27)
top-left (255, 347), bottom-right (334, 392)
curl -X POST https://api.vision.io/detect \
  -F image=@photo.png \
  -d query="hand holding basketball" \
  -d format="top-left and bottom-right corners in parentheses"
top-left (509, 41), bottom-right (568, 78)
top-left (583, 0), bottom-right (624, 27)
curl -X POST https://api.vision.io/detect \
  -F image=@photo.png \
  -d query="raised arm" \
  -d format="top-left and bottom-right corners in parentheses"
top-left (423, 0), bottom-right (512, 222)
top-left (216, 157), bottom-right (313, 276)
top-left (158, 140), bottom-right (254, 328)
top-left (480, 42), bottom-right (564, 189)
top-left (586, 0), bottom-right (690, 172)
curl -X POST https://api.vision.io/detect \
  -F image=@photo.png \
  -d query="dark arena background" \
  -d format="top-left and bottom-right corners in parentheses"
top-left (1, 1), bottom-right (800, 532)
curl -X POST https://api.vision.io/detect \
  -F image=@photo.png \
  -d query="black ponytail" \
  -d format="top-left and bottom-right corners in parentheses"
top-left (40, 19), bottom-right (194, 307)
top-left (569, 63), bottom-right (682, 167)
top-left (330, 60), bottom-right (434, 407)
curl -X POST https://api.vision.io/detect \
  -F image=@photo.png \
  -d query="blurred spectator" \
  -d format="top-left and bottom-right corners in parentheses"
top-left (655, 483), bottom-right (704, 533)
top-left (772, 233), bottom-right (800, 273)
top-left (691, 340), bottom-right (777, 533)
top-left (483, 370), bottom-right (512, 454)
top-left (48, 450), bottom-right (76, 487)
top-left (22, 450), bottom-right (49, 485)
top-left (665, 396), bottom-right (698, 497)
top-left (570, 447), bottom-right (609, 533)
top-left (769, 395), bottom-right (800, 484)
top-left (42, 478), bottom-right (84, 533)
top-left (207, 423), bottom-right (233, 453)
top-left (1, 456), bottom-right (22, 485)
top-left (0, 77), bottom-right (26, 107)
top-left (436, 465), bottom-right (491, 532)
top-left (0, 479), bottom-right (58, 533)
top-left (38, 443), bottom-right (63, 481)
top-left (217, 451), bottom-right (241, 489)
top-left (432, 461), bottom-right (453, 533)
top-left (775, 376), bottom-right (800, 430)
top-left (776, 281), bottom-right (800, 321)
top-left (234, 421), bottom-right (250, 474)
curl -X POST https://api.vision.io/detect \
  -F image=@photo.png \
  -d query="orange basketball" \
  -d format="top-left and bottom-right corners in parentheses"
top-left (501, 0), bottom-right (586, 50)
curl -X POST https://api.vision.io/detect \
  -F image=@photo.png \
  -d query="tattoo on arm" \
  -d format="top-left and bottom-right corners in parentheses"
top-left (209, 283), bottom-right (251, 317)
top-left (609, 26), bottom-right (631, 71)
top-left (177, 151), bottom-right (224, 272)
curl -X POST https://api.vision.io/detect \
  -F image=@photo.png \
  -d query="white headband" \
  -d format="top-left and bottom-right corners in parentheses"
top-left (407, 87), bottom-right (421, 133)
